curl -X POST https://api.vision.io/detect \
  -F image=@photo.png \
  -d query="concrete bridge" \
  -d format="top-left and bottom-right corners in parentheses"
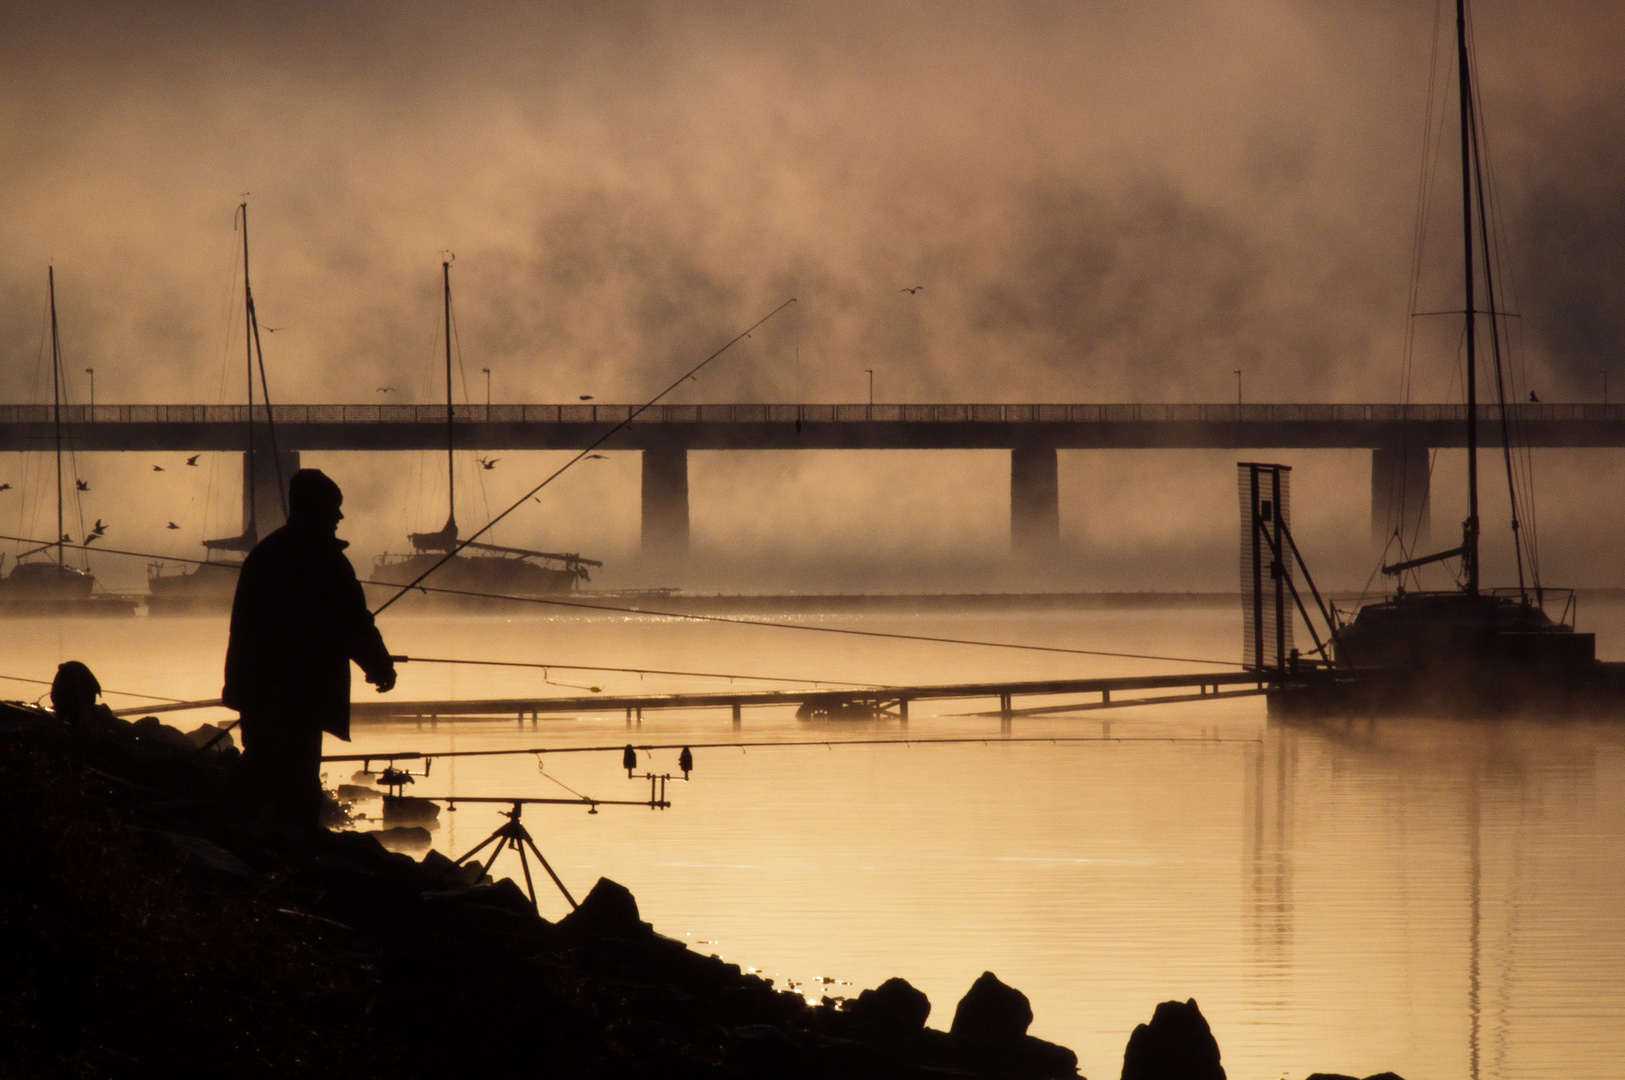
top-left (2, 401), bottom-right (1619, 556)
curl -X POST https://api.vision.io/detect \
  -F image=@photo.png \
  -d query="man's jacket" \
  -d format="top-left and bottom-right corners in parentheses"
top-left (222, 522), bottom-right (392, 740)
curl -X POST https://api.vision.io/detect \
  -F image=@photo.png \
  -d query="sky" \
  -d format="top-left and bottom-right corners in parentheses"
top-left (1, 0), bottom-right (1622, 592)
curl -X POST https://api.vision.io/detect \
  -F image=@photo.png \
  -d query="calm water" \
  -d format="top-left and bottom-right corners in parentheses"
top-left (6, 602), bottom-right (1624, 1080)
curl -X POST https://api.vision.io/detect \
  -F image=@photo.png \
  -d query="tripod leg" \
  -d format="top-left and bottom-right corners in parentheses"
top-left (480, 840), bottom-right (507, 881)
top-left (512, 841), bottom-right (539, 906)
top-left (521, 833), bottom-right (579, 910)
top-left (455, 830), bottom-right (502, 867)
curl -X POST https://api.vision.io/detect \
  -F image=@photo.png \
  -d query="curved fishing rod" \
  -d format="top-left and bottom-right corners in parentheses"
top-left (5, 534), bottom-right (1246, 669)
top-left (371, 297), bottom-right (800, 616)
top-left (322, 732), bottom-right (1264, 766)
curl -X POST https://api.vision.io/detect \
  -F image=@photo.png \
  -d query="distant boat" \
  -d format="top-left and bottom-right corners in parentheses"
top-left (368, 259), bottom-right (601, 605)
top-left (0, 268), bottom-right (135, 616)
top-left (148, 202), bottom-right (284, 615)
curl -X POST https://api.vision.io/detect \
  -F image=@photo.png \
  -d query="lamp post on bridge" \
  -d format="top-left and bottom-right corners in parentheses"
top-left (1234, 369), bottom-right (1242, 408)
top-left (865, 368), bottom-right (874, 409)
top-left (483, 367), bottom-right (491, 408)
top-left (85, 368), bottom-right (94, 412)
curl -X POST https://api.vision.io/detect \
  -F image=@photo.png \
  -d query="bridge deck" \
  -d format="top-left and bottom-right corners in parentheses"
top-left (3, 402), bottom-right (1622, 451)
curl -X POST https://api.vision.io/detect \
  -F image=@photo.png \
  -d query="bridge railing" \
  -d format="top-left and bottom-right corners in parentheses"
top-left (1, 403), bottom-right (1621, 424)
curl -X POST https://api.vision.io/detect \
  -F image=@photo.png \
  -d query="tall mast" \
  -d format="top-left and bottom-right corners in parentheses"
top-left (240, 202), bottom-right (257, 540)
top-left (48, 267), bottom-right (63, 570)
top-left (443, 259), bottom-right (457, 536)
top-left (1456, 0), bottom-right (1480, 596)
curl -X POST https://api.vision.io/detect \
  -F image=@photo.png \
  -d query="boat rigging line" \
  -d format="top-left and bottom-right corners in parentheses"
top-left (2, 534), bottom-right (1246, 669)
top-left (0, 671), bottom-right (193, 705)
top-left (370, 297), bottom-right (800, 616)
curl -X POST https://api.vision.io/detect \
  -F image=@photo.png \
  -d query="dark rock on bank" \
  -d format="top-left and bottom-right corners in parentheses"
top-left (846, 976), bottom-right (932, 1037)
top-left (1122, 998), bottom-right (1225, 1080)
top-left (1305, 1074), bottom-right (1408, 1080)
top-left (952, 970), bottom-right (1035, 1040)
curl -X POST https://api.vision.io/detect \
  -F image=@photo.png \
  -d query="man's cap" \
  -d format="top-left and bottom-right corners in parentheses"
top-left (288, 468), bottom-right (343, 518)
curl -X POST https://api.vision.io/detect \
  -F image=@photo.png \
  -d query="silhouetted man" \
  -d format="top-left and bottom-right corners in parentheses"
top-left (224, 469), bottom-right (395, 830)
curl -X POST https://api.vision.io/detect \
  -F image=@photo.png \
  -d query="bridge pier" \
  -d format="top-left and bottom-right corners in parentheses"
top-left (1370, 442), bottom-right (1430, 548)
top-left (641, 447), bottom-right (690, 562)
top-left (242, 448), bottom-right (299, 536)
top-left (1011, 446), bottom-right (1059, 553)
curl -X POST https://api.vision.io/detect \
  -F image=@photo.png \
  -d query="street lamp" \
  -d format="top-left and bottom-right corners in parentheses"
top-left (483, 367), bottom-right (491, 408)
top-left (85, 368), bottom-right (94, 412)
top-left (865, 368), bottom-right (874, 408)
top-left (1233, 369), bottom-right (1242, 407)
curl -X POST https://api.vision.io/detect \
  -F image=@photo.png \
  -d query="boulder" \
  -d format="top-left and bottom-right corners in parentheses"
top-left (557, 877), bottom-right (650, 938)
top-left (1122, 998), bottom-right (1224, 1080)
top-left (949, 971), bottom-right (1033, 1042)
top-left (846, 977), bottom-right (931, 1037)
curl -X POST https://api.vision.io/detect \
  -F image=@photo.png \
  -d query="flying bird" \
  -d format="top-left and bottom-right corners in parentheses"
top-left (579, 395), bottom-right (594, 401)
top-left (167, 522), bottom-right (180, 530)
top-left (86, 521), bottom-right (106, 544)
top-left (900, 286), bottom-right (923, 294)
top-left (586, 454), bottom-right (606, 460)
top-left (377, 387), bottom-right (395, 394)
top-left (263, 326), bottom-right (283, 333)
top-left (0, 483), bottom-right (10, 492)
top-left (76, 479), bottom-right (89, 492)
top-left (477, 457), bottom-right (499, 470)
top-left (1529, 391), bottom-right (1540, 402)
top-left (152, 465), bottom-right (165, 472)
top-left (185, 454), bottom-right (200, 466)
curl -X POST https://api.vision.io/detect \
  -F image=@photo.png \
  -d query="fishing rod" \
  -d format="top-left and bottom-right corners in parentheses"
top-left (2, 533), bottom-right (1245, 668)
top-left (371, 297), bottom-right (800, 615)
top-left (322, 732), bottom-right (1264, 768)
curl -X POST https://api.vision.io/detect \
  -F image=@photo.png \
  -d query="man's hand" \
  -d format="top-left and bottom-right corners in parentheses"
top-left (368, 666), bottom-right (397, 694)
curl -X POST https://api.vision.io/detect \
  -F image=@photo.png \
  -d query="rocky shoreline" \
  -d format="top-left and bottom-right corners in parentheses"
top-left (1, 694), bottom-right (1404, 1079)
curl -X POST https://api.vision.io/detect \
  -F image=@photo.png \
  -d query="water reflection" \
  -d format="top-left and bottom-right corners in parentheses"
top-left (2, 607), bottom-right (1623, 1079)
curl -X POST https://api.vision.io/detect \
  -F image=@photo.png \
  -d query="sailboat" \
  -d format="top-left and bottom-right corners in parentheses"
top-left (148, 203), bottom-right (287, 614)
top-left (368, 260), bottom-right (601, 604)
top-left (0, 268), bottom-right (136, 616)
top-left (1266, 0), bottom-right (1623, 717)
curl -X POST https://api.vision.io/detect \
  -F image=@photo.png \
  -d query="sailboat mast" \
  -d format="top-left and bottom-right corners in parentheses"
top-left (240, 202), bottom-right (257, 540)
top-left (1456, 0), bottom-right (1480, 596)
top-left (48, 267), bottom-right (63, 570)
top-left (443, 259), bottom-right (456, 534)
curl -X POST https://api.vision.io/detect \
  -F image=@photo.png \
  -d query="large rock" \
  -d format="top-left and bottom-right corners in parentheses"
top-left (557, 876), bottom-right (651, 938)
top-left (1122, 998), bottom-right (1224, 1080)
top-left (846, 977), bottom-right (931, 1037)
top-left (950, 971), bottom-right (1033, 1042)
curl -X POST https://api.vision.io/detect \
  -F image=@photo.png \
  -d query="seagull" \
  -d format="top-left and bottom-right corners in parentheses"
top-left (264, 326), bottom-right (283, 333)
top-left (0, 483), bottom-right (10, 492)
top-left (579, 395), bottom-right (594, 401)
top-left (586, 454), bottom-right (606, 460)
top-left (1529, 391), bottom-right (1540, 402)
top-left (900, 286), bottom-right (923, 294)
top-left (167, 522), bottom-right (180, 529)
top-left (152, 465), bottom-right (165, 472)
top-left (185, 454), bottom-right (200, 466)
top-left (86, 520), bottom-right (106, 544)
top-left (76, 479), bottom-right (89, 492)
top-left (377, 387), bottom-right (395, 394)
top-left (477, 457), bottom-right (499, 470)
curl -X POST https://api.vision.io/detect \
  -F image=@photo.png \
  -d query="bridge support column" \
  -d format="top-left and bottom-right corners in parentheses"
top-left (242, 448), bottom-right (299, 536)
top-left (1011, 446), bottom-right (1059, 553)
top-left (641, 447), bottom-right (690, 561)
top-left (1370, 442), bottom-right (1429, 549)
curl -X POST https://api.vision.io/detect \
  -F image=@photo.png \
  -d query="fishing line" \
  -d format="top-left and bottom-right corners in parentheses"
top-left (371, 297), bottom-right (800, 615)
top-left (0, 671), bottom-right (192, 704)
top-left (0, 533), bottom-right (1244, 669)
top-left (323, 732), bottom-right (1265, 765)
top-left (394, 654), bottom-right (889, 689)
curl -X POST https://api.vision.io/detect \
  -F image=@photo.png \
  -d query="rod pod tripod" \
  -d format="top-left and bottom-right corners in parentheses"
top-left (454, 800), bottom-right (578, 909)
